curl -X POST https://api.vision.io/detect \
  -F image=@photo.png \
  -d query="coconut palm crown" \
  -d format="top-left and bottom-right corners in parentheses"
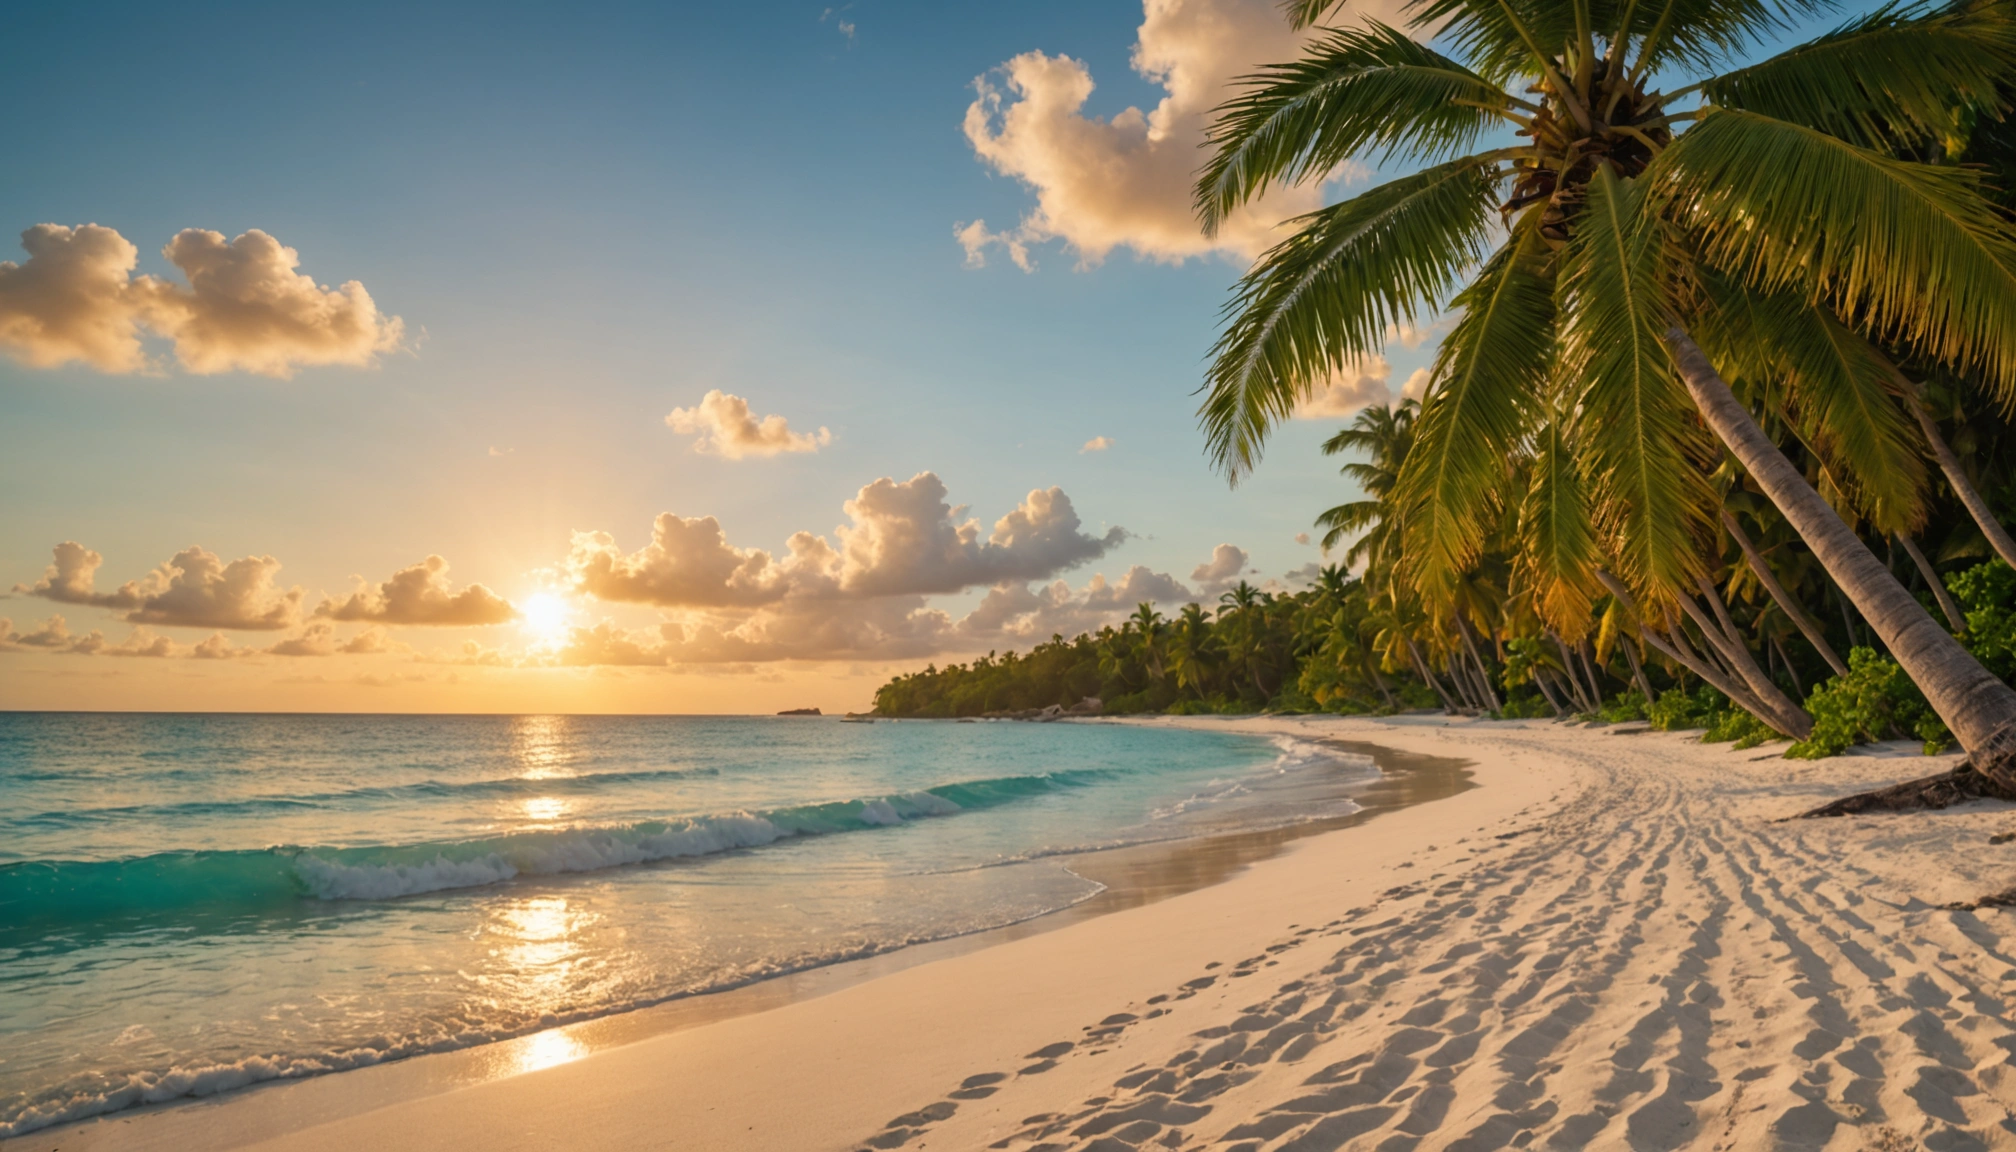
top-left (1196, 0), bottom-right (2016, 763)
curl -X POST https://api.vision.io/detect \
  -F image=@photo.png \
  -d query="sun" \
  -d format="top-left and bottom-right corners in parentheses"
top-left (518, 592), bottom-right (574, 649)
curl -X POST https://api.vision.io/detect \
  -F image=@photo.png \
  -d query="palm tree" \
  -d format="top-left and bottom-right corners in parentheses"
top-left (1127, 604), bottom-right (1169, 685)
top-left (1194, 0), bottom-right (2016, 776)
top-left (1315, 399), bottom-right (1417, 568)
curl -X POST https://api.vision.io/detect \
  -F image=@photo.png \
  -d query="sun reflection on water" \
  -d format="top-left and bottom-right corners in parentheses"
top-left (515, 1027), bottom-right (586, 1074)
top-left (519, 796), bottom-right (570, 823)
top-left (510, 715), bottom-right (576, 780)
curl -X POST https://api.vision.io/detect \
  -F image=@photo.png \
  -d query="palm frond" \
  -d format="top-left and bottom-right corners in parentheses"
top-left (1197, 24), bottom-right (1516, 232)
top-left (1626, 0), bottom-right (1841, 76)
top-left (1693, 274), bottom-right (1930, 532)
top-left (1559, 164), bottom-right (1716, 605)
top-left (1518, 407), bottom-right (1603, 639)
top-left (1393, 218), bottom-right (1555, 601)
top-left (1655, 108), bottom-right (2016, 409)
top-left (1698, 3), bottom-right (2016, 149)
top-left (1200, 154), bottom-right (1507, 478)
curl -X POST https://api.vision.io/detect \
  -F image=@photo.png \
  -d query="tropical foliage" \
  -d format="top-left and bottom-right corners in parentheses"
top-left (1192, 0), bottom-right (2016, 769)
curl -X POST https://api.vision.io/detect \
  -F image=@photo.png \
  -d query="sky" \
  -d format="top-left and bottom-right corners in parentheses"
top-left (0, 0), bottom-right (1832, 714)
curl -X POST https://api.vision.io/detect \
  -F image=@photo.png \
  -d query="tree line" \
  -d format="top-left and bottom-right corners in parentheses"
top-left (882, 0), bottom-right (2016, 776)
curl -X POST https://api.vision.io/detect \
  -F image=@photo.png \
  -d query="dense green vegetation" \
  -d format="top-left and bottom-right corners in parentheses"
top-left (875, 389), bottom-right (2016, 758)
top-left (882, 0), bottom-right (2016, 764)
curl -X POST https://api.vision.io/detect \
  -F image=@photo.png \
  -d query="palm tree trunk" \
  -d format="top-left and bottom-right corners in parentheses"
top-left (1531, 668), bottom-right (1567, 716)
top-left (1621, 637), bottom-right (1656, 704)
top-left (1578, 641), bottom-right (1606, 708)
top-left (1546, 630), bottom-right (1596, 712)
top-left (1455, 615), bottom-right (1502, 712)
top-left (1895, 533), bottom-right (1966, 633)
top-left (1667, 328), bottom-right (2016, 776)
top-left (1899, 381), bottom-right (2016, 570)
top-left (1366, 660), bottom-right (1398, 709)
top-left (1722, 509), bottom-right (1848, 676)
top-left (1596, 570), bottom-right (1800, 736)
top-left (1679, 576), bottom-right (1812, 738)
top-left (1406, 638), bottom-right (1458, 713)
top-left (1768, 632), bottom-right (1804, 698)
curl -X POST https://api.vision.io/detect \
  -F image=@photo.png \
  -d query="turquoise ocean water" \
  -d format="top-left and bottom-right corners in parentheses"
top-left (0, 713), bottom-right (1372, 1137)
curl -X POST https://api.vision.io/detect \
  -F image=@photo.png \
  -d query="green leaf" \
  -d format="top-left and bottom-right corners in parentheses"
top-left (1197, 23), bottom-right (1516, 234)
top-left (1699, 2), bottom-right (2016, 149)
top-left (1518, 408), bottom-right (1603, 638)
top-left (1199, 154), bottom-right (1505, 478)
top-left (1559, 164), bottom-right (1717, 605)
top-left (1693, 275), bottom-right (1930, 533)
top-left (1393, 218), bottom-right (1555, 601)
top-left (1656, 108), bottom-right (2016, 408)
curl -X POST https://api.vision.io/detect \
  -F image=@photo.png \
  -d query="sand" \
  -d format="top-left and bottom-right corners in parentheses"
top-left (13, 713), bottom-right (2016, 1152)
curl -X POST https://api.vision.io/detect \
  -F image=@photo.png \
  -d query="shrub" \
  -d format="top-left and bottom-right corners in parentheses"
top-left (1649, 685), bottom-right (1722, 731)
top-left (1597, 690), bottom-right (1650, 723)
top-left (1785, 647), bottom-right (1954, 759)
top-left (1953, 560), bottom-right (2016, 682)
top-left (1497, 691), bottom-right (1555, 719)
top-left (1702, 707), bottom-right (1776, 749)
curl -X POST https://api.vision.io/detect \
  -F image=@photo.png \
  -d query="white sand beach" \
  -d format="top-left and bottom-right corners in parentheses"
top-left (13, 714), bottom-right (2016, 1152)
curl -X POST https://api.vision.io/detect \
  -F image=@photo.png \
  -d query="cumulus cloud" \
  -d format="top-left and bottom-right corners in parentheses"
top-left (0, 615), bottom-right (78, 651)
top-left (1295, 356), bottom-right (1393, 418)
top-left (0, 612), bottom-right (395, 660)
top-left (1081, 436), bottom-right (1113, 453)
top-left (0, 224), bottom-right (402, 377)
top-left (1401, 367), bottom-right (1434, 403)
top-left (835, 474), bottom-right (1125, 596)
top-left (316, 556), bottom-right (516, 626)
top-left (1190, 543), bottom-right (1252, 598)
top-left (0, 224), bottom-right (154, 372)
top-left (666, 390), bottom-right (832, 459)
top-left (262, 622), bottom-right (396, 657)
top-left (572, 473), bottom-right (1124, 608)
top-left (570, 514), bottom-right (808, 607)
top-left (959, 0), bottom-right (1395, 268)
top-left (958, 564), bottom-right (1196, 642)
top-left (16, 542), bottom-right (302, 630)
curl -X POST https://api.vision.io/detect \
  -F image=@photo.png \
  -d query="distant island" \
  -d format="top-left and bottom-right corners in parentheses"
top-left (776, 707), bottom-right (821, 716)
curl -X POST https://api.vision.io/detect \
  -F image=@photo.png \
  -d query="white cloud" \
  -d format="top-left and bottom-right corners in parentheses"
top-left (959, 0), bottom-right (1396, 268)
top-left (0, 224), bottom-right (154, 372)
top-left (666, 390), bottom-right (832, 459)
top-left (316, 556), bottom-right (516, 626)
top-left (954, 219), bottom-right (1032, 271)
top-left (1295, 532), bottom-right (1311, 545)
top-left (570, 472), bottom-right (1124, 609)
top-left (1190, 543), bottom-right (1252, 598)
top-left (1295, 356), bottom-right (1392, 418)
top-left (0, 224), bottom-right (402, 377)
top-left (1401, 367), bottom-right (1433, 402)
top-left (16, 542), bottom-right (302, 630)
top-left (1080, 436), bottom-right (1113, 453)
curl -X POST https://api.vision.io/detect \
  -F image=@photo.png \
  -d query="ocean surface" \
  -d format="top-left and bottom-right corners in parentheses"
top-left (0, 713), bottom-right (1377, 1138)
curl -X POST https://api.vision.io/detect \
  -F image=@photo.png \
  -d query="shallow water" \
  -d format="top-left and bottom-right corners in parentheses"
top-left (0, 713), bottom-right (1377, 1137)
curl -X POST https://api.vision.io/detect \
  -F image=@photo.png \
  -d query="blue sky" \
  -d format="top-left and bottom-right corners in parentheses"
top-left (0, 0), bottom-right (1847, 711)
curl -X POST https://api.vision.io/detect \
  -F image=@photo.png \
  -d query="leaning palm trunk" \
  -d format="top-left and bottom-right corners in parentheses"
top-left (1679, 574), bottom-right (1812, 737)
top-left (1895, 533), bottom-right (1967, 632)
top-left (1667, 329), bottom-right (2016, 775)
top-left (1454, 615), bottom-right (1501, 712)
top-left (1405, 638), bottom-right (1459, 714)
top-left (1597, 570), bottom-right (1807, 739)
top-left (1902, 385), bottom-right (2016, 571)
top-left (1721, 510), bottom-right (1848, 676)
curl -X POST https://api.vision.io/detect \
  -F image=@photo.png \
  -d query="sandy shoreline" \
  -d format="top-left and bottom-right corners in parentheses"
top-left (14, 713), bottom-right (2016, 1151)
